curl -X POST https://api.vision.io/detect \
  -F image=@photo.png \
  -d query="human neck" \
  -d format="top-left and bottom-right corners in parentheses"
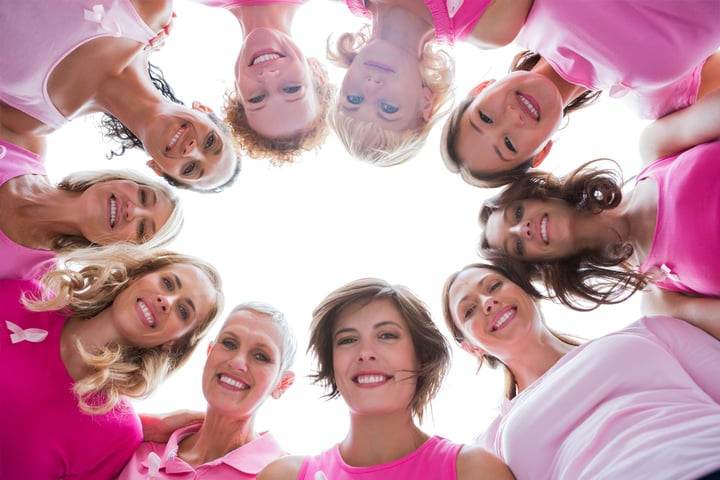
top-left (371, 3), bottom-right (434, 58)
top-left (60, 310), bottom-right (120, 381)
top-left (340, 411), bottom-right (428, 467)
top-left (177, 409), bottom-right (258, 467)
top-left (230, 4), bottom-right (298, 36)
top-left (533, 59), bottom-right (589, 108)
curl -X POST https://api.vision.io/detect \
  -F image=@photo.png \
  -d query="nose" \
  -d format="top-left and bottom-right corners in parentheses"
top-left (364, 76), bottom-right (383, 91)
top-left (155, 294), bottom-right (170, 313)
top-left (505, 103), bottom-right (525, 126)
top-left (483, 297), bottom-right (500, 315)
top-left (125, 201), bottom-right (151, 221)
top-left (257, 67), bottom-right (280, 79)
top-left (229, 353), bottom-right (248, 372)
top-left (510, 220), bottom-right (533, 239)
top-left (182, 139), bottom-right (196, 156)
top-left (358, 343), bottom-right (377, 362)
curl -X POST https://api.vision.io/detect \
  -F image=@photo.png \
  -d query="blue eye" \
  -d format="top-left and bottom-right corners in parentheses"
top-left (514, 205), bottom-right (523, 223)
top-left (178, 304), bottom-right (189, 321)
top-left (163, 277), bottom-right (173, 290)
top-left (249, 94), bottom-right (266, 104)
top-left (381, 103), bottom-right (398, 114)
top-left (254, 352), bottom-right (270, 362)
top-left (346, 95), bottom-right (363, 105)
top-left (516, 239), bottom-right (525, 256)
top-left (283, 86), bottom-right (301, 94)
top-left (221, 338), bottom-right (237, 350)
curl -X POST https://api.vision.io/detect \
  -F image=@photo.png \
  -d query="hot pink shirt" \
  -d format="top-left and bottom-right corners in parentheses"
top-left (298, 436), bottom-right (462, 480)
top-left (516, 0), bottom-right (720, 119)
top-left (0, 279), bottom-right (143, 479)
top-left (119, 424), bottom-right (287, 479)
top-left (476, 316), bottom-right (720, 479)
top-left (192, 0), bottom-right (305, 7)
top-left (0, 140), bottom-right (56, 280)
top-left (637, 140), bottom-right (720, 296)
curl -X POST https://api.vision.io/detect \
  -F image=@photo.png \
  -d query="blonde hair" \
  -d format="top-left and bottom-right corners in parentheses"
top-left (56, 168), bottom-right (184, 250)
top-left (326, 27), bottom-right (455, 166)
top-left (24, 244), bottom-right (224, 414)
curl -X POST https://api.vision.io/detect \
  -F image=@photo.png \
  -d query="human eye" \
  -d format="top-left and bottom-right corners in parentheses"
top-left (515, 239), bottom-right (525, 257)
top-left (504, 137), bottom-right (517, 153)
top-left (254, 351), bottom-right (270, 362)
top-left (514, 205), bottom-right (523, 223)
top-left (162, 277), bottom-right (174, 291)
top-left (248, 94), bottom-right (266, 104)
top-left (139, 188), bottom-right (147, 206)
top-left (178, 304), bottom-right (189, 321)
top-left (283, 85), bottom-right (301, 94)
top-left (204, 133), bottom-right (216, 150)
top-left (463, 305), bottom-right (476, 320)
top-left (478, 111), bottom-right (493, 124)
top-left (137, 221), bottom-right (147, 242)
top-left (379, 331), bottom-right (399, 340)
top-left (346, 95), bottom-right (364, 105)
top-left (336, 336), bottom-right (356, 346)
top-left (380, 103), bottom-right (399, 114)
top-left (488, 280), bottom-right (502, 293)
top-left (182, 162), bottom-right (196, 176)
top-left (221, 338), bottom-right (237, 350)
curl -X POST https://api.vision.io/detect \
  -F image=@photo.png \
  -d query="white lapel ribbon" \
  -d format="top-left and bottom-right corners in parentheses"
top-left (6, 321), bottom-right (48, 344)
top-left (84, 4), bottom-right (122, 36)
top-left (147, 451), bottom-right (162, 479)
top-left (447, 0), bottom-right (463, 18)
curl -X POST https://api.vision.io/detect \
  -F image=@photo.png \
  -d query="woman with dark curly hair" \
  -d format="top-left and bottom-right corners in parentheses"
top-left (0, 0), bottom-right (240, 192)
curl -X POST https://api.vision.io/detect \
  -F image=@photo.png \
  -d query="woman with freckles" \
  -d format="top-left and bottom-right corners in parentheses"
top-left (0, 245), bottom-right (224, 479)
top-left (258, 278), bottom-right (513, 480)
top-left (119, 302), bottom-right (296, 479)
top-left (442, 262), bottom-right (720, 479)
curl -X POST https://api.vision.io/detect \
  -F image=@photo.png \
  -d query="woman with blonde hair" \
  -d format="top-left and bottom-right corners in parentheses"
top-left (0, 245), bottom-right (224, 479)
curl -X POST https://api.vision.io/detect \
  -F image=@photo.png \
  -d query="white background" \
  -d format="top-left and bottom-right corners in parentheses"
top-left (45, 0), bottom-right (651, 454)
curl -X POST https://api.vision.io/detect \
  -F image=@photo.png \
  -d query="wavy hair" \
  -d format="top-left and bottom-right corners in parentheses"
top-left (326, 27), bottom-right (455, 166)
top-left (24, 245), bottom-right (224, 414)
top-left (309, 278), bottom-right (450, 423)
top-left (478, 160), bottom-right (649, 311)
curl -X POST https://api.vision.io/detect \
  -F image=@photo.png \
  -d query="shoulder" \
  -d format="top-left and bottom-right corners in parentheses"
top-left (257, 454), bottom-right (305, 480)
top-left (130, 0), bottom-right (174, 31)
top-left (456, 444), bottom-right (514, 480)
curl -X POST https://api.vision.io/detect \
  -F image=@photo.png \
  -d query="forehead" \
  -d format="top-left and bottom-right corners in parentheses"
top-left (449, 268), bottom-right (493, 299)
top-left (334, 298), bottom-right (407, 331)
top-left (484, 207), bottom-right (508, 248)
top-left (456, 99), bottom-right (507, 176)
top-left (220, 310), bottom-right (284, 350)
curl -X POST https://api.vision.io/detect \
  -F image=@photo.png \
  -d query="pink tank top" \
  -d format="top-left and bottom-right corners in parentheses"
top-left (0, 0), bottom-right (157, 129)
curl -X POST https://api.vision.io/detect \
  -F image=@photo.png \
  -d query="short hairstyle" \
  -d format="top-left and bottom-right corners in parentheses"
top-left (441, 262), bottom-right (580, 399)
top-left (326, 27), bottom-right (455, 166)
top-left (308, 278), bottom-right (450, 423)
top-left (223, 58), bottom-right (336, 166)
top-left (24, 244), bottom-right (224, 415)
top-left (56, 168), bottom-right (184, 250)
top-left (478, 160), bottom-right (649, 311)
top-left (224, 302), bottom-right (297, 375)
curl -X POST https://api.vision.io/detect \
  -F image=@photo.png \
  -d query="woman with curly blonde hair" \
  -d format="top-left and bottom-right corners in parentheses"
top-left (0, 244), bottom-right (224, 479)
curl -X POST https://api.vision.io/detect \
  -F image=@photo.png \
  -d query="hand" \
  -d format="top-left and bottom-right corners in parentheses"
top-left (140, 409), bottom-right (204, 443)
top-left (144, 11), bottom-right (176, 52)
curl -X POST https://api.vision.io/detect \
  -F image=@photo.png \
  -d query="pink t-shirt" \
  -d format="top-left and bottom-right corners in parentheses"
top-left (299, 435), bottom-right (462, 480)
top-left (637, 140), bottom-right (720, 297)
top-left (119, 424), bottom-right (287, 479)
top-left (476, 316), bottom-right (720, 479)
top-left (193, 0), bottom-right (305, 7)
top-left (0, 279), bottom-right (143, 479)
top-left (0, 140), bottom-right (56, 280)
top-left (343, 0), bottom-right (491, 45)
top-left (0, 0), bottom-right (156, 129)
top-left (516, 0), bottom-right (720, 119)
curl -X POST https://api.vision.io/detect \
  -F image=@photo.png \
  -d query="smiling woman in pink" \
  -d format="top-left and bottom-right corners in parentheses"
top-left (119, 302), bottom-right (297, 479)
top-left (258, 278), bottom-right (513, 480)
top-left (0, 245), bottom-right (224, 480)
top-left (442, 262), bottom-right (720, 479)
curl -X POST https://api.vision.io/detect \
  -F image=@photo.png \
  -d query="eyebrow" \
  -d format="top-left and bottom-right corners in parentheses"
top-left (469, 117), bottom-right (508, 162)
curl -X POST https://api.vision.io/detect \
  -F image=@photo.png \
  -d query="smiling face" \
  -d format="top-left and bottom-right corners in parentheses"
top-left (339, 39), bottom-right (431, 132)
top-left (78, 180), bottom-right (174, 244)
top-left (110, 264), bottom-right (217, 349)
top-left (455, 71), bottom-right (563, 177)
top-left (447, 267), bottom-right (540, 359)
top-left (142, 103), bottom-right (237, 190)
top-left (332, 299), bottom-right (418, 416)
top-left (484, 198), bottom-right (579, 261)
top-left (235, 28), bottom-right (319, 138)
top-left (202, 310), bottom-right (290, 418)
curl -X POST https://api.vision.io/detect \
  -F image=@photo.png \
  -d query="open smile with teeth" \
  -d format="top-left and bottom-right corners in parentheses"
top-left (517, 93), bottom-right (540, 121)
top-left (166, 125), bottom-right (187, 153)
top-left (137, 300), bottom-right (156, 328)
top-left (219, 374), bottom-right (249, 390)
top-left (250, 52), bottom-right (284, 66)
top-left (109, 195), bottom-right (118, 228)
top-left (355, 374), bottom-right (390, 385)
top-left (491, 307), bottom-right (516, 332)
top-left (540, 214), bottom-right (549, 245)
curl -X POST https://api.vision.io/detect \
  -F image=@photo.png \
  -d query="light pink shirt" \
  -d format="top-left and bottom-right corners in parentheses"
top-left (119, 424), bottom-right (287, 479)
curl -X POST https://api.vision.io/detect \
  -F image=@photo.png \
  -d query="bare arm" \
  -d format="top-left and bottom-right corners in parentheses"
top-left (139, 410), bottom-right (204, 443)
top-left (457, 445), bottom-right (515, 480)
top-left (641, 287), bottom-right (720, 340)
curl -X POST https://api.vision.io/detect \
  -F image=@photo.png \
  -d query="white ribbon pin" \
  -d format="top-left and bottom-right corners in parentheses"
top-left (84, 4), bottom-right (122, 35)
top-left (6, 320), bottom-right (48, 344)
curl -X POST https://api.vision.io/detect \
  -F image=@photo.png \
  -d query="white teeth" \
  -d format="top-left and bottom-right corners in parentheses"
top-left (540, 215), bottom-right (548, 244)
top-left (518, 94), bottom-right (539, 120)
top-left (219, 375), bottom-right (249, 389)
top-left (137, 300), bottom-right (155, 328)
top-left (356, 375), bottom-right (387, 384)
top-left (252, 53), bottom-right (281, 65)
top-left (109, 196), bottom-right (117, 227)
top-left (167, 126), bottom-right (185, 151)
top-left (493, 309), bottom-right (514, 331)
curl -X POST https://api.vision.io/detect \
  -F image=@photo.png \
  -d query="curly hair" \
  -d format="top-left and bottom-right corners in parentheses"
top-left (441, 262), bottom-right (581, 399)
top-left (478, 160), bottom-right (649, 311)
top-left (24, 244), bottom-right (224, 414)
top-left (326, 27), bottom-right (455, 166)
top-left (223, 58), bottom-right (336, 166)
top-left (309, 278), bottom-right (450, 423)
top-left (441, 50), bottom-right (602, 187)
top-left (55, 168), bottom-right (183, 251)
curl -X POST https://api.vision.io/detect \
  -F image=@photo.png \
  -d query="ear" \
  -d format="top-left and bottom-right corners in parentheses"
top-left (146, 159), bottom-right (164, 177)
top-left (271, 371), bottom-right (295, 400)
top-left (460, 340), bottom-right (485, 358)
top-left (468, 80), bottom-right (496, 98)
top-left (531, 140), bottom-right (554, 168)
top-left (206, 341), bottom-right (214, 356)
top-left (421, 86), bottom-right (435, 122)
top-left (192, 101), bottom-right (213, 113)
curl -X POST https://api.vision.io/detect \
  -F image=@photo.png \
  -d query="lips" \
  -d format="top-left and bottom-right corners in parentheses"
top-left (517, 93), bottom-right (540, 121)
top-left (353, 373), bottom-right (391, 386)
top-left (490, 306), bottom-right (516, 332)
top-left (108, 195), bottom-right (118, 228)
top-left (218, 374), bottom-right (250, 390)
top-left (249, 49), bottom-right (284, 67)
top-left (166, 125), bottom-right (188, 153)
top-left (137, 299), bottom-right (156, 328)
top-left (539, 214), bottom-right (549, 245)
top-left (363, 61), bottom-right (395, 74)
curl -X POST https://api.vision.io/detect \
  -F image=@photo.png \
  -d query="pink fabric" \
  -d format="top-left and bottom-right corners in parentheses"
top-left (637, 140), bottom-right (720, 296)
top-left (516, 0), bottom-right (720, 119)
top-left (477, 316), bottom-right (720, 479)
top-left (192, 0), bottom-right (305, 7)
top-left (0, 140), bottom-right (56, 280)
top-left (119, 424), bottom-right (287, 479)
top-left (0, 0), bottom-right (156, 129)
top-left (343, 0), bottom-right (491, 44)
top-left (298, 436), bottom-right (461, 480)
top-left (0, 279), bottom-right (143, 479)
